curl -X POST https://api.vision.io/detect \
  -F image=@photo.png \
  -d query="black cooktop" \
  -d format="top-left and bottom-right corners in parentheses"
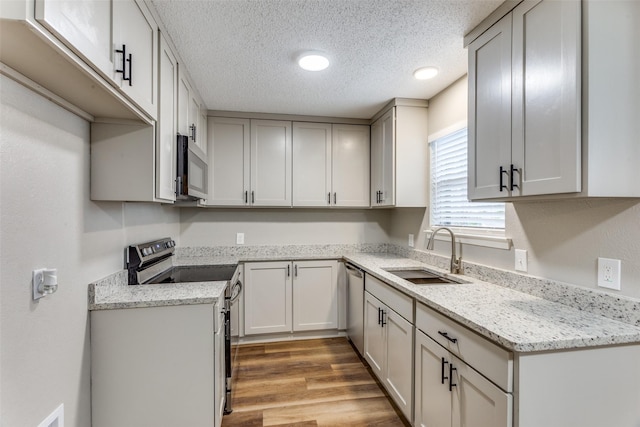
top-left (147, 265), bottom-right (237, 284)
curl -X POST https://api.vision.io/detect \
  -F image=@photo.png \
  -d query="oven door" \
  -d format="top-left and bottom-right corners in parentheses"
top-left (176, 135), bottom-right (208, 200)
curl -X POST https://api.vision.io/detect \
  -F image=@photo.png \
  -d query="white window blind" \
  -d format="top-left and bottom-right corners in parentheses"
top-left (430, 128), bottom-right (505, 229)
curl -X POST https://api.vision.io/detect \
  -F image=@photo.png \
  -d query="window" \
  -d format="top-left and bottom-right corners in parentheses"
top-left (430, 127), bottom-right (505, 229)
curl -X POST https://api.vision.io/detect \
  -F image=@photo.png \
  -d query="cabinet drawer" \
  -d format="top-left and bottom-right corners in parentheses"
top-left (365, 275), bottom-right (413, 322)
top-left (416, 303), bottom-right (513, 392)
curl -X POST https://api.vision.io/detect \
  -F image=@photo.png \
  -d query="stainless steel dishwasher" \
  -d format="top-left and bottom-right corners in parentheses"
top-left (345, 263), bottom-right (365, 355)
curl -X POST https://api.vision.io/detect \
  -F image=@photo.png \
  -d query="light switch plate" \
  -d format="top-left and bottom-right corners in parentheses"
top-left (408, 234), bottom-right (414, 248)
top-left (236, 233), bottom-right (244, 245)
top-left (598, 257), bottom-right (621, 290)
top-left (515, 249), bottom-right (528, 272)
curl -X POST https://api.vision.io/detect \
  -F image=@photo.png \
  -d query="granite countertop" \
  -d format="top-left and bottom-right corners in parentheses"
top-left (88, 249), bottom-right (640, 354)
top-left (343, 253), bottom-right (640, 353)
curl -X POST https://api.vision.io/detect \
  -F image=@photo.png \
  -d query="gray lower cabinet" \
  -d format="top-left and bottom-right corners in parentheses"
top-left (91, 302), bottom-right (224, 427)
top-left (243, 260), bottom-right (339, 335)
top-left (363, 275), bottom-right (414, 422)
top-left (415, 301), bottom-right (640, 427)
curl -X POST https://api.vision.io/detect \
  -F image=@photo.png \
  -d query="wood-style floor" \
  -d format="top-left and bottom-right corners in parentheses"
top-left (222, 337), bottom-right (410, 427)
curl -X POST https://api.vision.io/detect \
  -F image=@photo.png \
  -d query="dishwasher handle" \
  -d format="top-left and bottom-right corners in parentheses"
top-left (345, 263), bottom-right (363, 279)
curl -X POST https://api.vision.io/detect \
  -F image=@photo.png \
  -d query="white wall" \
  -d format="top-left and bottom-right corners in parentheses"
top-left (389, 75), bottom-right (640, 299)
top-left (0, 76), bottom-right (181, 427)
top-left (180, 208), bottom-right (391, 246)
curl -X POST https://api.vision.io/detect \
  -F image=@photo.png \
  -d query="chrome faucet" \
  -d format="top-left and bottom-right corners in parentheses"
top-left (426, 227), bottom-right (461, 274)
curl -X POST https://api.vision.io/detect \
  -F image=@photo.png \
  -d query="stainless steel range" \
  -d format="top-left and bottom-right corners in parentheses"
top-left (126, 238), bottom-right (241, 414)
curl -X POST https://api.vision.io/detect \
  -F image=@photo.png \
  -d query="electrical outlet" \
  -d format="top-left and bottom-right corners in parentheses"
top-left (597, 257), bottom-right (621, 290)
top-left (515, 249), bottom-right (528, 272)
top-left (408, 234), bottom-right (414, 248)
top-left (236, 233), bottom-right (245, 245)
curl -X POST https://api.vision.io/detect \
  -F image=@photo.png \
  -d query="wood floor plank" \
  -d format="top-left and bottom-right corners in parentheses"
top-left (222, 338), bottom-right (409, 427)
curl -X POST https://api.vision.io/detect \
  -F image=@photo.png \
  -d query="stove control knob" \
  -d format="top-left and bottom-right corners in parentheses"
top-left (170, 240), bottom-right (175, 248)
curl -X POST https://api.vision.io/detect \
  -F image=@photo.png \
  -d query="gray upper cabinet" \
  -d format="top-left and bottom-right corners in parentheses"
top-left (371, 102), bottom-right (429, 208)
top-left (292, 122), bottom-right (370, 208)
top-left (468, 0), bottom-right (581, 201)
top-left (468, 0), bottom-right (640, 201)
top-left (35, 0), bottom-right (158, 119)
top-left (204, 118), bottom-right (292, 207)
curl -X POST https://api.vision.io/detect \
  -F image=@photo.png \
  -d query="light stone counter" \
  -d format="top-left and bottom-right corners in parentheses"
top-left (89, 270), bottom-right (228, 310)
top-left (88, 244), bottom-right (640, 354)
top-left (343, 253), bottom-right (640, 353)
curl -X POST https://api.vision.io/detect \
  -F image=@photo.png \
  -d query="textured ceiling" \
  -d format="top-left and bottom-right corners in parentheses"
top-left (150, 0), bottom-right (503, 119)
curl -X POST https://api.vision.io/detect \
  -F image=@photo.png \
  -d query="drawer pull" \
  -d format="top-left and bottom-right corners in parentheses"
top-left (381, 310), bottom-right (387, 327)
top-left (377, 307), bottom-right (382, 325)
top-left (438, 331), bottom-right (458, 344)
top-left (449, 364), bottom-right (457, 391)
top-left (441, 357), bottom-right (449, 385)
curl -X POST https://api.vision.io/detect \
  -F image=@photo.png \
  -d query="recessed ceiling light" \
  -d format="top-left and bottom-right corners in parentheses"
top-left (413, 66), bottom-right (439, 80)
top-left (298, 52), bottom-right (330, 71)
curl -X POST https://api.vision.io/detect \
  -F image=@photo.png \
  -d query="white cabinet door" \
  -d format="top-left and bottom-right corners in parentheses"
top-left (370, 109), bottom-right (395, 206)
top-left (250, 120), bottom-right (292, 206)
top-left (292, 260), bottom-right (338, 331)
top-left (468, 13), bottom-right (513, 200)
top-left (292, 122), bottom-right (332, 207)
top-left (244, 262), bottom-right (292, 335)
top-left (511, 0), bottom-right (581, 196)
top-left (112, 0), bottom-right (157, 118)
top-left (363, 292), bottom-right (385, 380)
top-left (35, 0), bottom-right (113, 76)
top-left (384, 309), bottom-right (413, 421)
top-left (206, 117), bottom-right (251, 206)
top-left (156, 33), bottom-right (177, 202)
top-left (469, 0), bottom-right (580, 200)
top-left (199, 101), bottom-right (208, 155)
top-left (177, 69), bottom-right (192, 137)
top-left (415, 330), bottom-right (452, 427)
top-left (332, 124), bottom-right (370, 207)
top-left (452, 354), bottom-right (512, 427)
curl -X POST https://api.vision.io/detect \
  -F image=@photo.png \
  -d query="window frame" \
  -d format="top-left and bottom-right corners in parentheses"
top-left (426, 122), bottom-right (511, 250)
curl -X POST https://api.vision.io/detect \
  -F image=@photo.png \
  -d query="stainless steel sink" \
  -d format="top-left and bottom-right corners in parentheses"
top-left (383, 268), bottom-right (458, 285)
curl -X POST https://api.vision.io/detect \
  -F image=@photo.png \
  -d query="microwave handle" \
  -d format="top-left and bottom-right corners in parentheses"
top-left (175, 176), bottom-right (183, 196)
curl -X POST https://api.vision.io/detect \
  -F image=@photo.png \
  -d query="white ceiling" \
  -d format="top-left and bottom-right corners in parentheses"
top-left (150, 0), bottom-right (503, 119)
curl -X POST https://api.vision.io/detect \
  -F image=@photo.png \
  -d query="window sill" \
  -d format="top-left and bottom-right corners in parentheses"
top-left (424, 228), bottom-right (512, 250)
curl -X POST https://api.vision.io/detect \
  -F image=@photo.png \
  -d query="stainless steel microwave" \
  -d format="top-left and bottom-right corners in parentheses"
top-left (176, 134), bottom-right (208, 200)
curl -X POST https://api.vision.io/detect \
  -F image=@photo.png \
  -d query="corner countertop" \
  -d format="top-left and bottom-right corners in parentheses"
top-left (342, 253), bottom-right (640, 353)
top-left (88, 250), bottom-right (640, 354)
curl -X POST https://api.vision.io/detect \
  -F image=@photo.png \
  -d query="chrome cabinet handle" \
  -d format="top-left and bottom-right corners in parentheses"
top-left (251, 191), bottom-right (255, 204)
top-left (294, 264), bottom-right (298, 277)
top-left (333, 192), bottom-right (337, 204)
top-left (287, 264), bottom-right (290, 277)
top-left (244, 191), bottom-right (248, 204)
top-left (380, 310), bottom-right (387, 327)
top-left (328, 192), bottom-right (331, 205)
top-left (377, 307), bottom-right (382, 325)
